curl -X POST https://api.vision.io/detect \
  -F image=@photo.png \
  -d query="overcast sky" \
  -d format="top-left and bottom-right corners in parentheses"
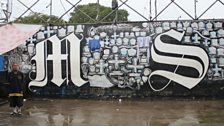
top-left (6, 0), bottom-right (224, 22)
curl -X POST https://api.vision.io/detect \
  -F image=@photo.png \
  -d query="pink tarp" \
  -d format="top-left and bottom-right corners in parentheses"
top-left (0, 23), bottom-right (42, 54)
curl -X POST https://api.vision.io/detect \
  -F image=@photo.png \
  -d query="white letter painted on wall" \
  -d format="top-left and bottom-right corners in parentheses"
top-left (149, 29), bottom-right (209, 90)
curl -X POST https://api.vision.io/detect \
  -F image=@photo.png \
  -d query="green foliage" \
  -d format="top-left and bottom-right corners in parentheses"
top-left (14, 13), bottom-right (65, 24)
top-left (69, 3), bottom-right (129, 23)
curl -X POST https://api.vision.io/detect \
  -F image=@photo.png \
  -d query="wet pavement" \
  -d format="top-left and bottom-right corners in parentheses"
top-left (0, 99), bottom-right (7, 106)
top-left (1, 99), bottom-right (224, 126)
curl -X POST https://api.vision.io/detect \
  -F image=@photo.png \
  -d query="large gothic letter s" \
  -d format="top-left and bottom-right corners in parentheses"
top-left (149, 29), bottom-right (209, 91)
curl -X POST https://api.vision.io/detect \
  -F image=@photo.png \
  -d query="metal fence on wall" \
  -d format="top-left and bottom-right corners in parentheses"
top-left (0, 0), bottom-right (224, 23)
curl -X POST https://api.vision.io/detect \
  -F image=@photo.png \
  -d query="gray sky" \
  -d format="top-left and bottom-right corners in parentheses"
top-left (6, 0), bottom-right (224, 22)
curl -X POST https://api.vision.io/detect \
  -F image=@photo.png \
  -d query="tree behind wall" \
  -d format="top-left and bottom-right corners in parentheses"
top-left (69, 3), bottom-right (129, 23)
top-left (14, 13), bottom-right (65, 24)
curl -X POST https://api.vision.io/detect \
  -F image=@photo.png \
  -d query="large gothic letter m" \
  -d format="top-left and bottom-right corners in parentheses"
top-left (28, 33), bottom-right (87, 90)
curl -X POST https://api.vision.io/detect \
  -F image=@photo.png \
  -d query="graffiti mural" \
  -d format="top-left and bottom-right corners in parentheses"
top-left (3, 20), bottom-right (224, 96)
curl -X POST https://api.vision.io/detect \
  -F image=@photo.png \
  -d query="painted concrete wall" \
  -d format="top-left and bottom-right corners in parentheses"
top-left (2, 20), bottom-right (224, 97)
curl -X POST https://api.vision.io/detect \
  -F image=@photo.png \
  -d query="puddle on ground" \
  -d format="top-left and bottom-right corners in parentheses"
top-left (0, 99), bottom-right (224, 126)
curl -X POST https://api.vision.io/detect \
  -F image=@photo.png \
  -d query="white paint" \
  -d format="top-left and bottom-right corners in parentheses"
top-left (67, 33), bottom-right (87, 87)
top-left (47, 35), bottom-right (67, 86)
top-left (108, 55), bottom-right (125, 70)
top-left (126, 58), bottom-right (144, 73)
top-left (95, 60), bottom-right (108, 75)
top-left (213, 64), bottom-right (222, 77)
top-left (149, 29), bottom-right (209, 90)
top-left (29, 33), bottom-right (88, 89)
top-left (29, 41), bottom-right (48, 88)
top-left (88, 75), bottom-right (114, 88)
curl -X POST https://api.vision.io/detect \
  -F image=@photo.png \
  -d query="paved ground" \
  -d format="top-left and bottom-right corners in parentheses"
top-left (0, 99), bottom-right (224, 126)
top-left (0, 99), bottom-right (7, 106)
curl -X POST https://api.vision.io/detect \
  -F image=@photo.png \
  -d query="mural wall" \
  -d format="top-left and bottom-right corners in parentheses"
top-left (4, 20), bottom-right (224, 97)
